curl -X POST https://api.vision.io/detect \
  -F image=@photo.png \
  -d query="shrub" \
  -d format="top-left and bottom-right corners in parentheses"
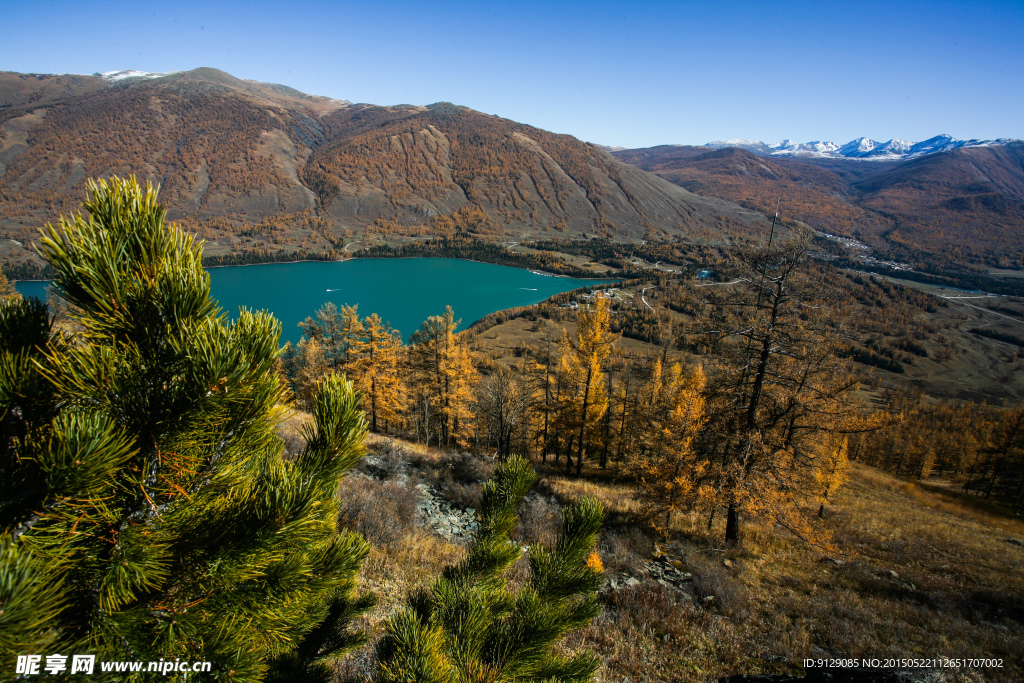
top-left (337, 476), bottom-right (422, 548)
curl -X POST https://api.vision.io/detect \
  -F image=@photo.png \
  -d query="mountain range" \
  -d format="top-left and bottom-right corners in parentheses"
top-left (1, 67), bottom-right (1022, 274)
top-left (702, 135), bottom-right (1018, 161)
top-left (612, 138), bottom-right (1024, 269)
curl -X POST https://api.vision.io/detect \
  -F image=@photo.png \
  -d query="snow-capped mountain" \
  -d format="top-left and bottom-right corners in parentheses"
top-left (705, 134), bottom-right (1017, 161)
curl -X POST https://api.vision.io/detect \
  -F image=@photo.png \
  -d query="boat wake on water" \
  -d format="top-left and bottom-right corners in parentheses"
top-left (326, 288), bottom-right (342, 292)
top-left (520, 288), bottom-right (538, 291)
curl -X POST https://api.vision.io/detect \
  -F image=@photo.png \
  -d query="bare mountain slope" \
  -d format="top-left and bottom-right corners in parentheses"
top-left (304, 102), bottom-right (762, 240)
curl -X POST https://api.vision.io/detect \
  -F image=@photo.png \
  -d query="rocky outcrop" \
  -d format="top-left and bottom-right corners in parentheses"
top-left (415, 482), bottom-right (479, 543)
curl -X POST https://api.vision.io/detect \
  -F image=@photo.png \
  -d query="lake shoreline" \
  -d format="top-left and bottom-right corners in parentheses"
top-left (349, 254), bottom-right (617, 280)
top-left (15, 256), bottom-right (622, 284)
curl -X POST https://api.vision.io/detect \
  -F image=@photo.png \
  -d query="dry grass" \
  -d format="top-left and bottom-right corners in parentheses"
top-left (272, 405), bottom-right (313, 459)
top-left (560, 462), bottom-right (1023, 683)
top-left (580, 582), bottom-right (749, 683)
top-left (541, 474), bottom-right (643, 518)
top-left (336, 531), bottom-right (467, 682)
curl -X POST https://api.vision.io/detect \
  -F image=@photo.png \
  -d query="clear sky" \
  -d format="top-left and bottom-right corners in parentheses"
top-left (3, 0), bottom-right (1022, 148)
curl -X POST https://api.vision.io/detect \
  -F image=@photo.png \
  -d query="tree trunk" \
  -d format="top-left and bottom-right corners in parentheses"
top-left (542, 347), bottom-right (551, 464)
top-left (617, 389), bottom-right (630, 462)
top-left (370, 375), bottom-right (378, 433)
top-left (725, 502), bottom-right (739, 543)
top-left (600, 368), bottom-right (613, 468)
top-left (575, 367), bottom-right (593, 478)
top-left (963, 448), bottom-right (982, 493)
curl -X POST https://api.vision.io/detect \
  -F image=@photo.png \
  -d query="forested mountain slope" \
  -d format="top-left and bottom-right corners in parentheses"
top-left (0, 68), bottom-right (767, 274)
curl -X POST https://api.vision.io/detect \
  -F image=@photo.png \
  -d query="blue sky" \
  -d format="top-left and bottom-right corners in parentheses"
top-left (3, 0), bottom-right (1022, 148)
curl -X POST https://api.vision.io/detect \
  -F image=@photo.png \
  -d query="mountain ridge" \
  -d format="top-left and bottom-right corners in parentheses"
top-left (702, 134), bottom-right (1019, 161)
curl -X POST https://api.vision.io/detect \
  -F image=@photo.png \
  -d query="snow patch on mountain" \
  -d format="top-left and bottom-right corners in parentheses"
top-left (101, 70), bottom-right (181, 82)
top-left (705, 135), bottom-right (1018, 161)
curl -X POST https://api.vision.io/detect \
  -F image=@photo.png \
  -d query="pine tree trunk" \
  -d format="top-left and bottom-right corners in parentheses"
top-left (985, 457), bottom-right (1005, 499)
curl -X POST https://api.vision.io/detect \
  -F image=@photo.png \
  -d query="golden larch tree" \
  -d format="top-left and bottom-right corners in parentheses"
top-left (558, 293), bottom-right (618, 475)
top-left (637, 363), bottom-right (708, 535)
top-left (294, 336), bottom-right (330, 409)
top-left (815, 435), bottom-right (849, 518)
top-left (409, 306), bottom-right (478, 448)
top-left (355, 312), bottom-right (404, 433)
top-left (338, 303), bottom-right (366, 372)
top-left (695, 228), bottom-right (875, 546)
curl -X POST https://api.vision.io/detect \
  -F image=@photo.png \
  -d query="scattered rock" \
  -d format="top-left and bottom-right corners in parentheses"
top-left (1007, 538), bottom-right (1023, 547)
top-left (624, 577), bottom-right (640, 587)
top-left (416, 484), bottom-right (479, 543)
top-left (700, 595), bottom-right (715, 605)
top-left (886, 570), bottom-right (899, 580)
top-left (819, 557), bottom-right (845, 568)
top-left (723, 559), bottom-right (734, 569)
top-left (644, 554), bottom-right (695, 589)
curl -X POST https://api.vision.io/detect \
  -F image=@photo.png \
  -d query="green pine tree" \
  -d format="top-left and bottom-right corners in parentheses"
top-left (376, 456), bottom-right (606, 683)
top-left (0, 176), bottom-right (374, 682)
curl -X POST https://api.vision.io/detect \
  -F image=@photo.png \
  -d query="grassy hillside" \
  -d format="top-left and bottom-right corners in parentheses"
top-left (298, 423), bottom-right (1023, 683)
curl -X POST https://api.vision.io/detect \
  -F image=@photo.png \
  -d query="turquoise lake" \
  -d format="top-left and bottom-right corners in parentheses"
top-left (14, 258), bottom-right (613, 343)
